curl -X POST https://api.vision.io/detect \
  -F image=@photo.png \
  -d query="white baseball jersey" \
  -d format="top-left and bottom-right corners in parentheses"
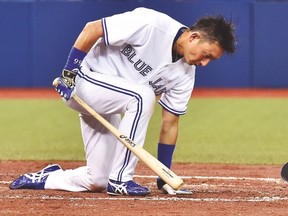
top-left (85, 7), bottom-right (196, 115)
top-left (45, 7), bottom-right (196, 192)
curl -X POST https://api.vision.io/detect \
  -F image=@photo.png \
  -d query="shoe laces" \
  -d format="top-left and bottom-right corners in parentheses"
top-left (24, 169), bottom-right (49, 183)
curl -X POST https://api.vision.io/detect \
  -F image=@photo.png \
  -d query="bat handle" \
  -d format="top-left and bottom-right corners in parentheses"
top-left (52, 78), bottom-right (61, 87)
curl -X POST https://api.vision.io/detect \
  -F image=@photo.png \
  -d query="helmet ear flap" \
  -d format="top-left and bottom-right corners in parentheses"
top-left (281, 162), bottom-right (288, 182)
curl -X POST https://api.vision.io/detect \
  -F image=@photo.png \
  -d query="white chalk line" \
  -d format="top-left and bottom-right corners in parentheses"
top-left (134, 175), bottom-right (283, 183)
top-left (0, 175), bottom-right (283, 185)
top-left (0, 194), bottom-right (288, 203)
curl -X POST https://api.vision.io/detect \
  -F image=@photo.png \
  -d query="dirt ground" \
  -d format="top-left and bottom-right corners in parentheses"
top-left (1, 88), bottom-right (288, 215)
top-left (0, 161), bottom-right (288, 216)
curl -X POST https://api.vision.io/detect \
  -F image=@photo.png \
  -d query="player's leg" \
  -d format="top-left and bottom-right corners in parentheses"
top-left (9, 72), bottom-right (122, 192)
top-left (74, 69), bottom-right (155, 195)
top-left (108, 84), bottom-right (155, 182)
top-left (106, 89), bottom-right (155, 195)
top-left (80, 113), bottom-right (120, 190)
top-left (44, 113), bottom-right (120, 192)
top-left (10, 69), bottom-right (155, 194)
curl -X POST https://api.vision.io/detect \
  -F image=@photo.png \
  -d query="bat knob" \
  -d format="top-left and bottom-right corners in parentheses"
top-left (52, 78), bottom-right (61, 87)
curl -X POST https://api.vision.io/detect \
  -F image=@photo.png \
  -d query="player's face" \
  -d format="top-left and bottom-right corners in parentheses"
top-left (183, 33), bottom-right (224, 67)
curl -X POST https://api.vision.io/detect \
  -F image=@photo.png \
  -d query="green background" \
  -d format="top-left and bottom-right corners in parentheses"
top-left (1, 98), bottom-right (287, 165)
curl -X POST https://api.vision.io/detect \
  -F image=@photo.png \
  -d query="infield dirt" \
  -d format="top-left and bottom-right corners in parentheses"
top-left (1, 161), bottom-right (288, 216)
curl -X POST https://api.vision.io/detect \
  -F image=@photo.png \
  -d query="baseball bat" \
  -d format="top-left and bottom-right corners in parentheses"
top-left (52, 79), bottom-right (184, 190)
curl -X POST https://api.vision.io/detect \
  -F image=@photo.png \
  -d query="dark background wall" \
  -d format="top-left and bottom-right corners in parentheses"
top-left (0, 0), bottom-right (287, 88)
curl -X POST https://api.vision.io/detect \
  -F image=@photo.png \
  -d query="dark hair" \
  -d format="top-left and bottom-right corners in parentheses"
top-left (189, 15), bottom-right (236, 54)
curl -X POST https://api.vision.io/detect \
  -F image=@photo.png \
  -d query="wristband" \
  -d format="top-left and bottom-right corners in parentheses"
top-left (157, 143), bottom-right (175, 169)
top-left (64, 47), bottom-right (87, 71)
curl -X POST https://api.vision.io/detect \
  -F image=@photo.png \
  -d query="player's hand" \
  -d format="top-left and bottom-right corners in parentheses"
top-left (53, 69), bottom-right (77, 101)
top-left (161, 184), bottom-right (192, 195)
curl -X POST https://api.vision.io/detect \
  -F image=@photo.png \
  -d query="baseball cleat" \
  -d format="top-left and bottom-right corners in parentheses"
top-left (281, 162), bottom-right (288, 182)
top-left (107, 179), bottom-right (151, 196)
top-left (9, 164), bottom-right (62, 190)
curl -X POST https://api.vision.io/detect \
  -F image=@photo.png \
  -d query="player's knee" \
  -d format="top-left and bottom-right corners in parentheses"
top-left (87, 176), bottom-right (108, 192)
top-left (88, 183), bottom-right (106, 192)
top-left (84, 168), bottom-right (108, 192)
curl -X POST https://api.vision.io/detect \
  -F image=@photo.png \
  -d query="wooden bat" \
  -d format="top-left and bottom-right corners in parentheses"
top-left (53, 79), bottom-right (184, 190)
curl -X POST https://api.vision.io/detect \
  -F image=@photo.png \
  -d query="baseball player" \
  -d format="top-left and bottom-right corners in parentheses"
top-left (10, 7), bottom-right (236, 195)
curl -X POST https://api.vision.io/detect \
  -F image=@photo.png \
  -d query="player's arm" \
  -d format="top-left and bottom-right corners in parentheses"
top-left (54, 20), bottom-right (103, 100)
top-left (157, 108), bottom-right (189, 194)
top-left (74, 20), bottom-right (103, 52)
top-left (159, 108), bottom-right (179, 144)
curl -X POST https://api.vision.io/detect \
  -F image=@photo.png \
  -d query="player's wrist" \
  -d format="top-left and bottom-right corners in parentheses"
top-left (64, 47), bottom-right (87, 72)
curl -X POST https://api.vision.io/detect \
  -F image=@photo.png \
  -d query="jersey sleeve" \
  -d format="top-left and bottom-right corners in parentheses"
top-left (101, 7), bottom-right (181, 46)
top-left (158, 71), bottom-right (195, 115)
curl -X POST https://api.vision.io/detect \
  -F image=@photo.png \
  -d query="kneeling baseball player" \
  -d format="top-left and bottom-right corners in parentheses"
top-left (9, 7), bottom-right (236, 196)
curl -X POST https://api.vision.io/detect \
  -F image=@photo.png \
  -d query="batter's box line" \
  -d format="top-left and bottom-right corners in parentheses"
top-left (0, 181), bottom-right (11, 184)
top-left (0, 175), bottom-right (284, 185)
top-left (1, 194), bottom-right (288, 202)
top-left (133, 175), bottom-right (283, 183)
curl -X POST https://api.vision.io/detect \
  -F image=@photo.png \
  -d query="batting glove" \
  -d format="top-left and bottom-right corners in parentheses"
top-left (53, 69), bottom-right (78, 101)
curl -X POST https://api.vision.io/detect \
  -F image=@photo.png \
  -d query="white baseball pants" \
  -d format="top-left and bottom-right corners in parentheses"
top-left (45, 67), bottom-right (155, 192)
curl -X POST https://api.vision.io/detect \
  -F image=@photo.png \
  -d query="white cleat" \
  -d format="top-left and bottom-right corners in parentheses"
top-left (161, 183), bottom-right (193, 195)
